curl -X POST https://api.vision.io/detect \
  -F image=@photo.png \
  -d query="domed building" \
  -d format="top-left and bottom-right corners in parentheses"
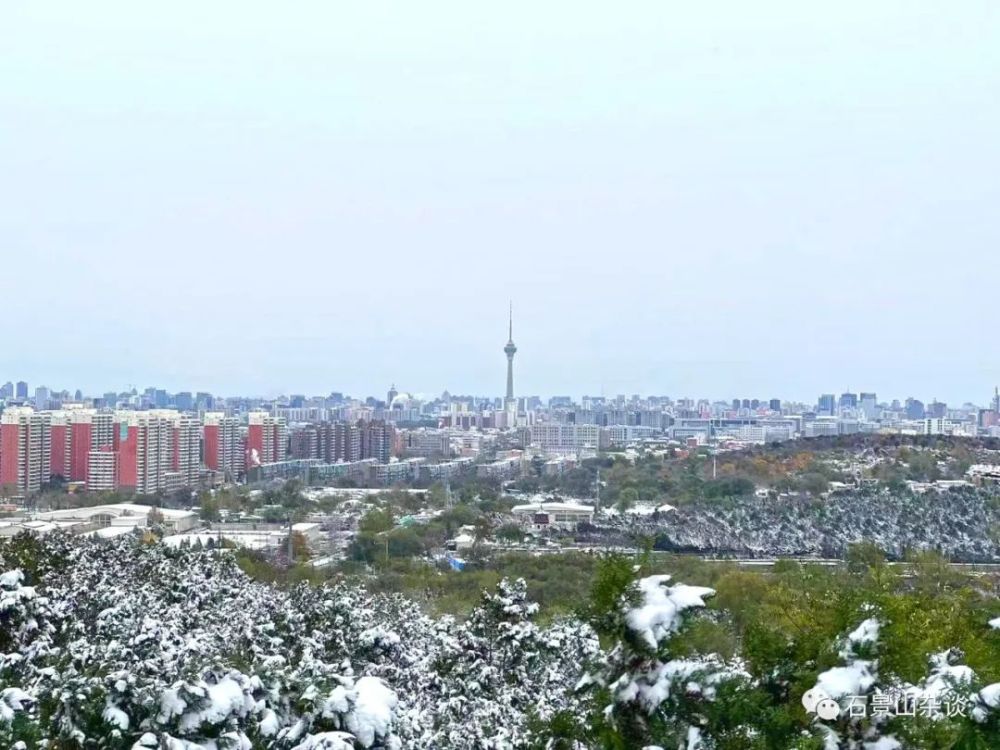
top-left (390, 392), bottom-right (414, 410)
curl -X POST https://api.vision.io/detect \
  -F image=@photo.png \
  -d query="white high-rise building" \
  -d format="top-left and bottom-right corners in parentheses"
top-left (86, 448), bottom-right (118, 492)
top-left (0, 407), bottom-right (51, 497)
top-left (530, 423), bottom-right (602, 454)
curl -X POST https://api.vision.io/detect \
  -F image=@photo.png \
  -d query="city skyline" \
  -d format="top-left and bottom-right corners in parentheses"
top-left (4, 303), bottom-right (998, 405)
top-left (2, 310), bottom-right (997, 407)
top-left (2, 375), bottom-right (998, 499)
top-left (2, 372), bottom-right (998, 411)
top-left (3, 3), bottom-right (999, 403)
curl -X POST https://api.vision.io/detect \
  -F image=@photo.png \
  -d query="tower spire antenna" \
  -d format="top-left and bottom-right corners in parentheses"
top-left (503, 302), bottom-right (517, 403)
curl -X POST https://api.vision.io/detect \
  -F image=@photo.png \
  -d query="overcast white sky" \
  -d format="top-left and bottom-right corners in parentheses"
top-left (2, 2), bottom-right (998, 403)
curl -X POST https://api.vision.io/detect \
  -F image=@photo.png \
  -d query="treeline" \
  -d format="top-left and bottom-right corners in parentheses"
top-left (5, 533), bottom-right (1000, 747)
top-left (514, 434), bottom-right (1000, 510)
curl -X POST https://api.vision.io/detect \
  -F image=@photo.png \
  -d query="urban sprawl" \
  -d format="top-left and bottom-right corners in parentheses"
top-left (2, 382), bottom-right (1000, 499)
top-left (2, 318), bottom-right (999, 500)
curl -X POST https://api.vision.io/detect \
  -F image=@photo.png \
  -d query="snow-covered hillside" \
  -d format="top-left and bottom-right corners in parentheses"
top-left (638, 487), bottom-right (1000, 560)
top-left (3, 534), bottom-right (1000, 748)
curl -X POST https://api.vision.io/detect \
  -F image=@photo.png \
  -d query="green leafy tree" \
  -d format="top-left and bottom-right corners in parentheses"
top-left (199, 496), bottom-right (221, 522)
top-left (616, 487), bottom-right (639, 514)
top-left (359, 508), bottom-right (394, 534)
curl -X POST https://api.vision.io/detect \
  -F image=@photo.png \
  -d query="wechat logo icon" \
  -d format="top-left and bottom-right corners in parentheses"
top-left (802, 687), bottom-right (841, 720)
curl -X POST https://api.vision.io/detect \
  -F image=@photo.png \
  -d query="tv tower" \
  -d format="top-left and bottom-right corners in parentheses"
top-left (504, 302), bottom-right (517, 403)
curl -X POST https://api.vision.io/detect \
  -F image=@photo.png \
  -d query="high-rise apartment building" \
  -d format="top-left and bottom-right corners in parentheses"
top-left (87, 447), bottom-right (118, 492)
top-left (361, 420), bottom-right (393, 463)
top-left (114, 410), bottom-right (186, 494)
top-left (313, 419), bottom-right (394, 463)
top-left (172, 414), bottom-right (201, 488)
top-left (0, 407), bottom-right (51, 497)
top-left (6, 408), bottom-right (194, 495)
top-left (246, 411), bottom-right (287, 468)
top-left (331, 421), bottom-right (361, 463)
top-left (203, 413), bottom-right (243, 479)
top-left (76, 410), bottom-right (113, 484)
top-left (50, 412), bottom-right (70, 479)
top-left (23, 408), bottom-right (113, 487)
top-left (289, 424), bottom-right (320, 460)
top-left (399, 428), bottom-right (450, 458)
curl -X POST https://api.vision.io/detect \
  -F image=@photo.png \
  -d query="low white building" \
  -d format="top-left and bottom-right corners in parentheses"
top-left (477, 453), bottom-right (524, 480)
top-left (445, 533), bottom-right (475, 551)
top-left (923, 418), bottom-right (947, 435)
top-left (0, 520), bottom-right (75, 539)
top-left (0, 503), bottom-right (199, 539)
top-left (510, 500), bottom-right (595, 530)
top-left (530, 423), bottom-right (603, 454)
top-left (968, 464), bottom-right (1000, 485)
top-left (36, 503), bottom-right (199, 533)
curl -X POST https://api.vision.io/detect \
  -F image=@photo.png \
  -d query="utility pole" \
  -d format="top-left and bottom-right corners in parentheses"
top-left (595, 467), bottom-right (601, 513)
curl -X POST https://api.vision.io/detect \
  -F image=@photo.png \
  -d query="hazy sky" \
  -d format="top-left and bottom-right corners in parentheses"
top-left (3, 2), bottom-right (999, 404)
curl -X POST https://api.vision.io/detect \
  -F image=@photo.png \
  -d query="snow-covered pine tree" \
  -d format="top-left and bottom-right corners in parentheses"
top-left (575, 555), bottom-right (752, 749)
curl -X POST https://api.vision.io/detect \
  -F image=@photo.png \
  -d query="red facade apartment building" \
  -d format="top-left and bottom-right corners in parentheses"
top-left (245, 411), bottom-right (287, 468)
top-left (0, 407), bottom-right (51, 497)
top-left (112, 410), bottom-right (200, 494)
top-left (0, 406), bottom-right (293, 498)
top-left (202, 412), bottom-right (243, 479)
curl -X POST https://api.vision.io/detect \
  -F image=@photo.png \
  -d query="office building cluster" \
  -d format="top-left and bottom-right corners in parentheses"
top-left (803, 389), bottom-right (1000, 437)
